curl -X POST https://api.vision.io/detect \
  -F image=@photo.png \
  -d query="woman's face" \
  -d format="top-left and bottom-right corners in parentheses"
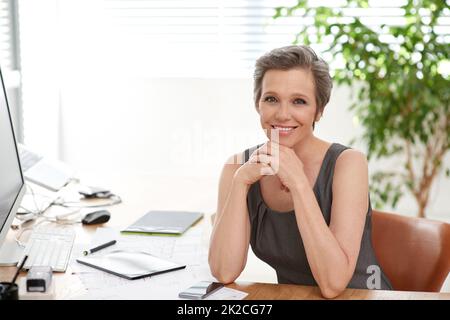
top-left (258, 68), bottom-right (318, 148)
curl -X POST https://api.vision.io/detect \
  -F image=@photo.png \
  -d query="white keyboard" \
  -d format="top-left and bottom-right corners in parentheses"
top-left (20, 226), bottom-right (76, 272)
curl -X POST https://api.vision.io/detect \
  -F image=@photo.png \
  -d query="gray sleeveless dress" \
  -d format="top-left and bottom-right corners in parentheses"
top-left (244, 143), bottom-right (393, 290)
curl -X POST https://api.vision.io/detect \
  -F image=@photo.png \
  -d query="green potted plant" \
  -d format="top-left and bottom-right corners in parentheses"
top-left (273, 0), bottom-right (449, 218)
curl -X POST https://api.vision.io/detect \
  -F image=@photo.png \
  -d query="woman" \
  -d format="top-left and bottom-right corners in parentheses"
top-left (208, 45), bottom-right (393, 298)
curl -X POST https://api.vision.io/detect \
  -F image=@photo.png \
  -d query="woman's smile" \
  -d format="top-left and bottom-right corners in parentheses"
top-left (271, 125), bottom-right (299, 137)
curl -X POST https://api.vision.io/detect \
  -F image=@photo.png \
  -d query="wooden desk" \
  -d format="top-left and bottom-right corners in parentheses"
top-left (228, 282), bottom-right (450, 300)
top-left (0, 173), bottom-right (217, 298)
top-left (1, 172), bottom-right (449, 300)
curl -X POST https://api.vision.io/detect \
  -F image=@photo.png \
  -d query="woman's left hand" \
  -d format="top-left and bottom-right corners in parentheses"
top-left (255, 141), bottom-right (306, 192)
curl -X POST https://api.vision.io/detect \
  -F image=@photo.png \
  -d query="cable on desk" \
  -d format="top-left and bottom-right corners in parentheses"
top-left (17, 182), bottom-right (121, 216)
top-left (13, 182), bottom-right (122, 244)
top-left (52, 194), bottom-right (122, 208)
top-left (14, 208), bottom-right (82, 247)
top-left (17, 183), bottom-right (55, 217)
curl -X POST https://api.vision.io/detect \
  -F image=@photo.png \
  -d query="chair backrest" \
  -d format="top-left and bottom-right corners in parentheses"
top-left (371, 210), bottom-right (450, 292)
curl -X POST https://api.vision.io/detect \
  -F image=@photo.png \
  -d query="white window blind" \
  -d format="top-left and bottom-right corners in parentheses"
top-left (0, 0), bottom-right (15, 72)
top-left (0, 0), bottom-right (21, 141)
top-left (0, 0), bottom-right (20, 90)
top-left (99, 0), bottom-right (449, 77)
top-left (102, 0), bottom-right (301, 76)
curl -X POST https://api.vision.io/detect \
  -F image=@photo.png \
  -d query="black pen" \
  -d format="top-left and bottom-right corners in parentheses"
top-left (83, 240), bottom-right (117, 256)
top-left (11, 255), bottom-right (28, 284)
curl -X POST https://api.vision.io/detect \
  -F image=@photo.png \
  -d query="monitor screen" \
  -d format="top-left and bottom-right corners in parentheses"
top-left (0, 69), bottom-right (24, 237)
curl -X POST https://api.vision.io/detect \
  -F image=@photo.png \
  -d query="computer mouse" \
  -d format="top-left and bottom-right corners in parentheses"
top-left (82, 210), bottom-right (111, 225)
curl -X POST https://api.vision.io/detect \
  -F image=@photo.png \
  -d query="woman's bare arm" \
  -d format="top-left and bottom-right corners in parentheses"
top-left (208, 154), bottom-right (251, 283)
top-left (290, 149), bottom-right (369, 298)
top-left (208, 152), bottom-right (273, 283)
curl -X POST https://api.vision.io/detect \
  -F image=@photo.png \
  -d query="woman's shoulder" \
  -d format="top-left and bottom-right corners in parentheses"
top-left (336, 146), bottom-right (368, 166)
top-left (334, 146), bottom-right (368, 179)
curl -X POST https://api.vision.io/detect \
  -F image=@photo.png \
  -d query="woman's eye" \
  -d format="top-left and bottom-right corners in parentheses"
top-left (263, 96), bottom-right (277, 103)
top-left (294, 98), bottom-right (306, 105)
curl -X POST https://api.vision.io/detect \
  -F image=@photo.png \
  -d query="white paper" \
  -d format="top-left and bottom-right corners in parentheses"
top-left (205, 287), bottom-right (248, 300)
top-left (68, 221), bottom-right (214, 299)
top-left (71, 265), bottom-right (215, 300)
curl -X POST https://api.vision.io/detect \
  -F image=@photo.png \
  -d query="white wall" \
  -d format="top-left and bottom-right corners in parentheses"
top-left (19, 0), bottom-right (60, 158)
top-left (59, 76), bottom-right (264, 178)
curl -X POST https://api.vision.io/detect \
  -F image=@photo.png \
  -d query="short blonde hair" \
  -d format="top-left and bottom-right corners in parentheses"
top-left (253, 45), bottom-right (333, 124)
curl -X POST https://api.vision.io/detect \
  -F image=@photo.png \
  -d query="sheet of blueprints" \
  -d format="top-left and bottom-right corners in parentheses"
top-left (67, 222), bottom-right (247, 300)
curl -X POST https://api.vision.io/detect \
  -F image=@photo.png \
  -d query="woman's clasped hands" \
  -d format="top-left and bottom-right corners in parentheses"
top-left (235, 141), bottom-right (305, 193)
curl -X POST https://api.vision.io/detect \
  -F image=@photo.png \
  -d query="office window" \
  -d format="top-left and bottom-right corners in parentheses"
top-left (98, 0), bottom-right (449, 77)
top-left (0, 0), bottom-right (21, 140)
top-left (0, 0), bottom-right (20, 78)
top-left (16, 0), bottom-right (450, 169)
top-left (16, 0), bottom-right (450, 80)
top-left (101, 0), bottom-right (301, 77)
top-left (0, 0), bottom-right (14, 70)
top-left (99, 0), bottom-right (335, 77)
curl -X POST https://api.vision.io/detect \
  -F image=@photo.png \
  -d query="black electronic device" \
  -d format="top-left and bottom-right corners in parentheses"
top-left (82, 210), bottom-right (111, 225)
top-left (78, 186), bottom-right (112, 199)
top-left (178, 281), bottom-right (224, 300)
top-left (26, 266), bottom-right (52, 292)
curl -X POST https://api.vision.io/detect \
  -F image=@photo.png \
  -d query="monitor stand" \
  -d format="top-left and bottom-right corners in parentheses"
top-left (0, 239), bottom-right (24, 266)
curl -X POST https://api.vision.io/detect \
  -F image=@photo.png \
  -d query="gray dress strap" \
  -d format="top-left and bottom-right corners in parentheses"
top-left (244, 143), bottom-right (393, 290)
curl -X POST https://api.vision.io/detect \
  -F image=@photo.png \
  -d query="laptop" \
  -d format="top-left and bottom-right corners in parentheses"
top-left (18, 143), bottom-right (74, 192)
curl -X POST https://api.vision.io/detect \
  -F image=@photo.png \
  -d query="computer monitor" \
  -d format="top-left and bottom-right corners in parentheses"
top-left (0, 67), bottom-right (26, 265)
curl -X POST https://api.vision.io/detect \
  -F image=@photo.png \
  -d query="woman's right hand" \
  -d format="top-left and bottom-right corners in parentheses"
top-left (233, 149), bottom-right (275, 186)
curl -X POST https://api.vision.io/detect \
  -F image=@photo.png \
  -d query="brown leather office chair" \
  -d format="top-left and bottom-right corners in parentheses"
top-left (371, 210), bottom-right (450, 292)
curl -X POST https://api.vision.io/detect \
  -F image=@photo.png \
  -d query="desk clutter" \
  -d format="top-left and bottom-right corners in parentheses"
top-left (4, 180), bottom-right (248, 300)
top-left (70, 224), bottom-right (247, 300)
